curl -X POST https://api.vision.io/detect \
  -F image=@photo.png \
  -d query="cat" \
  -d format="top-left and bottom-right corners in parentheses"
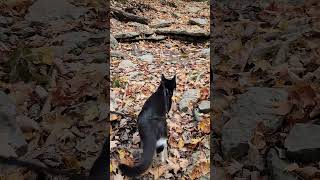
top-left (119, 74), bottom-right (176, 177)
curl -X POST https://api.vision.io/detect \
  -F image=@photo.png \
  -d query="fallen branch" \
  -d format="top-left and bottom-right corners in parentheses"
top-left (111, 7), bottom-right (150, 25)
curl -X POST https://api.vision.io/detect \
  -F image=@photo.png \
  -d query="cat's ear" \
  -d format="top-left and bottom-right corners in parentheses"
top-left (161, 74), bottom-right (166, 81)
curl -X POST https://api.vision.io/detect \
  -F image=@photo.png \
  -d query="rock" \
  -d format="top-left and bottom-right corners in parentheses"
top-left (198, 100), bottom-right (210, 113)
top-left (267, 149), bottom-right (297, 180)
top-left (221, 87), bottom-right (288, 160)
top-left (0, 91), bottom-right (28, 156)
top-left (150, 20), bottom-right (175, 28)
top-left (200, 48), bottom-right (210, 58)
top-left (29, 104), bottom-right (41, 118)
top-left (51, 31), bottom-right (106, 57)
top-left (0, 16), bottom-right (13, 26)
top-left (138, 54), bottom-right (154, 63)
top-left (114, 32), bottom-right (140, 39)
top-left (118, 60), bottom-right (136, 69)
top-left (179, 89), bottom-right (200, 112)
top-left (111, 51), bottom-right (125, 58)
top-left (243, 22), bottom-right (258, 38)
top-left (25, 0), bottom-right (88, 23)
top-left (187, 6), bottom-right (201, 13)
top-left (172, 12), bottom-right (181, 19)
top-left (284, 123), bottom-right (320, 163)
top-left (16, 115), bottom-right (40, 132)
top-left (35, 85), bottom-right (48, 100)
top-left (110, 35), bottom-right (118, 49)
top-left (189, 18), bottom-right (208, 27)
top-left (155, 28), bottom-right (210, 37)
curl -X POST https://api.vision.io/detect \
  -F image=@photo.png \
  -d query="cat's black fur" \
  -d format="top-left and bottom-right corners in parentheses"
top-left (119, 74), bottom-right (176, 177)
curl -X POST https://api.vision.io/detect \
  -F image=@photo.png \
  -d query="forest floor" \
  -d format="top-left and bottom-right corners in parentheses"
top-left (110, 0), bottom-right (210, 179)
top-left (0, 0), bottom-right (108, 179)
top-left (212, 0), bottom-right (320, 179)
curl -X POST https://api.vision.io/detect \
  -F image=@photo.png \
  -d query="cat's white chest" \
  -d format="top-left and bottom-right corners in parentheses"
top-left (156, 138), bottom-right (167, 148)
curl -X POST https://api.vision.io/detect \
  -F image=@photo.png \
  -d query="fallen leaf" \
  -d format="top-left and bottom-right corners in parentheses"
top-left (198, 117), bottom-right (210, 134)
top-left (150, 165), bottom-right (167, 179)
top-left (110, 114), bottom-right (119, 121)
top-left (273, 101), bottom-right (293, 115)
top-left (284, 163), bottom-right (299, 172)
top-left (225, 160), bottom-right (243, 175)
top-left (178, 138), bottom-right (184, 149)
top-left (189, 161), bottom-right (210, 180)
top-left (118, 149), bottom-right (126, 159)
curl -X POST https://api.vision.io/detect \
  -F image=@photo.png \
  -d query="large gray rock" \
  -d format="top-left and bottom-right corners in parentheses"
top-left (118, 60), bottom-right (136, 69)
top-left (284, 123), bottom-right (320, 163)
top-left (50, 31), bottom-right (106, 57)
top-left (267, 149), bottom-right (298, 180)
top-left (0, 91), bottom-right (27, 156)
top-left (25, 0), bottom-right (88, 23)
top-left (221, 87), bottom-right (287, 159)
top-left (179, 89), bottom-right (200, 112)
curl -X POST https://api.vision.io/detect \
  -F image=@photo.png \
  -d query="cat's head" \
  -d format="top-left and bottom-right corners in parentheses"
top-left (161, 74), bottom-right (176, 91)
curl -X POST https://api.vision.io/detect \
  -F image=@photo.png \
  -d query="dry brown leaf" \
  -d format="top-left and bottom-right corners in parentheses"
top-left (178, 138), bottom-right (184, 149)
top-left (225, 160), bottom-right (243, 175)
top-left (110, 114), bottom-right (120, 121)
top-left (296, 166), bottom-right (320, 179)
top-left (150, 165), bottom-right (167, 179)
top-left (198, 117), bottom-right (210, 134)
top-left (189, 161), bottom-right (210, 180)
top-left (273, 101), bottom-right (293, 115)
top-left (284, 163), bottom-right (299, 172)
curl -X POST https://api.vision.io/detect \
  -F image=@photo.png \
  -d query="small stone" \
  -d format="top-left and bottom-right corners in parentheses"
top-left (35, 85), bottom-right (48, 100)
top-left (0, 16), bottom-right (13, 26)
top-left (29, 104), bottom-right (41, 118)
top-left (200, 48), bottom-right (210, 58)
top-left (138, 54), bottom-right (154, 63)
top-left (198, 100), bottom-right (210, 113)
top-left (118, 60), bottom-right (136, 69)
top-left (172, 12), bottom-right (181, 19)
top-left (189, 18), bottom-right (208, 27)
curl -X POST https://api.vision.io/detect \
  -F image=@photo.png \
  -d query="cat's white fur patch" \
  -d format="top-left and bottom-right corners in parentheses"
top-left (156, 138), bottom-right (167, 148)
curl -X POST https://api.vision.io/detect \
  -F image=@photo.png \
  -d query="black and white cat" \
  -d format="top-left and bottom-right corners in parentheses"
top-left (119, 74), bottom-right (176, 177)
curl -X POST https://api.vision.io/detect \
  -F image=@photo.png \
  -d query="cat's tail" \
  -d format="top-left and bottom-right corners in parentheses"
top-left (119, 135), bottom-right (156, 177)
